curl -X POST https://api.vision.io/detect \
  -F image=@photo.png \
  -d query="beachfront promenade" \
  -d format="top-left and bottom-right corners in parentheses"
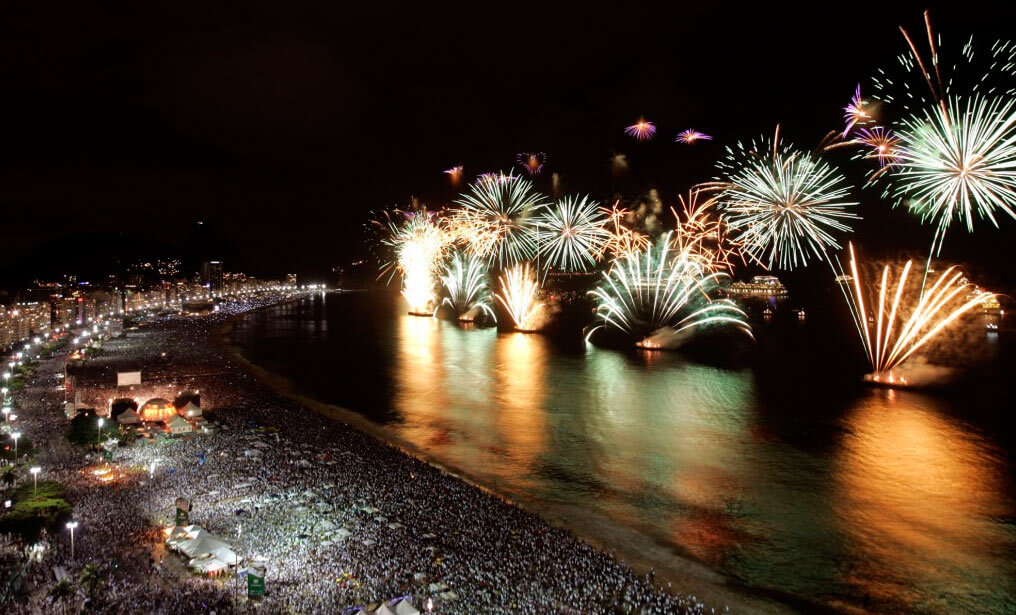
top-left (2, 295), bottom-right (728, 614)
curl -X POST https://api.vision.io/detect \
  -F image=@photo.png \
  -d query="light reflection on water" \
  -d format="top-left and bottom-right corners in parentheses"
top-left (232, 294), bottom-right (1016, 615)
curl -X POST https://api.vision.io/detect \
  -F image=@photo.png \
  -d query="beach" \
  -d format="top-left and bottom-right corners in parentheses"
top-left (4, 294), bottom-right (788, 614)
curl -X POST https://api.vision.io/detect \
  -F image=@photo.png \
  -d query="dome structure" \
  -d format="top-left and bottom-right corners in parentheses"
top-left (140, 398), bottom-right (178, 422)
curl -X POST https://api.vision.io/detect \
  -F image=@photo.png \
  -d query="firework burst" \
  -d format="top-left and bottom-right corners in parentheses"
top-left (496, 263), bottom-right (543, 331)
top-left (671, 189), bottom-right (742, 273)
top-left (883, 95), bottom-right (1016, 253)
top-left (441, 251), bottom-right (496, 322)
top-left (588, 233), bottom-right (751, 345)
top-left (379, 209), bottom-right (451, 314)
top-left (625, 118), bottom-right (656, 141)
top-left (534, 195), bottom-right (610, 272)
top-left (676, 129), bottom-right (713, 144)
top-left (706, 129), bottom-right (860, 270)
top-left (451, 172), bottom-right (549, 268)
top-left (837, 243), bottom-right (995, 381)
top-left (853, 126), bottom-right (900, 167)
top-left (516, 152), bottom-right (547, 176)
top-left (843, 84), bottom-right (872, 137)
top-left (601, 203), bottom-right (651, 261)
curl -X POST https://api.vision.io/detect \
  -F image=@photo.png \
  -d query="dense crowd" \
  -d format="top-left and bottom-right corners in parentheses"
top-left (3, 293), bottom-right (730, 614)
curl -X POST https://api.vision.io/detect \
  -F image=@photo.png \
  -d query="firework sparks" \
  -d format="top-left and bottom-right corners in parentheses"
top-left (885, 95), bottom-right (1016, 253)
top-left (853, 126), bottom-right (900, 167)
top-left (441, 251), bottom-right (496, 322)
top-left (451, 172), bottom-right (549, 268)
top-left (534, 195), bottom-right (610, 272)
top-left (843, 84), bottom-right (871, 137)
top-left (379, 209), bottom-right (451, 314)
top-left (671, 189), bottom-right (742, 273)
top-left (588, 233), bottom-right (751, 345)
top-left (625, 118), bottom-right (656, 141)
top-left (601, 203), bottom-right (651, 260)
top-left (872, 11), bottom-right (1016, 116)
top-left (496, 263), bottom-right (543, 331)
top-left (676, 129), bottom-right (713, 144)
top-left (837, 243), bottom-right (995, 380)
top-left (706, 129), bottom-right (860, 270)
top-left (516, 152), bottom-right (547, 176)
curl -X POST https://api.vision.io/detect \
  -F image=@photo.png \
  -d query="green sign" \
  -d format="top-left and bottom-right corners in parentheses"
top-left (247, 572), bottom-right (265, 598)
top-left (102, 450), bottom-right (113, 462)
top-left (175, 507), bottom-right (189, 526)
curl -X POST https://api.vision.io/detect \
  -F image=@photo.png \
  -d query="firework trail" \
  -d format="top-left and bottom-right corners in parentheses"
top-left (534, 195), bottom-right (610, 272)
top-left (704, 128), bottom-right (860, 270)
top-left (516, 152), bottom-right (547, 176)
top-left (588, 233), bottom-right (751, 346)
top-left (441, 251), bottom-right (496, 322)
top-left (676, 129), bottom-right (713, 144)
top-left (444, 165), bottom-right (463, 186)
top-left (496, 263), bottom-right (543, 331)
top-left (625, 118), bottom-right (657, 141)
top-left (837, 243), bottom-right (995, 382)
top-left (451, 172), bottom-right (549, 269)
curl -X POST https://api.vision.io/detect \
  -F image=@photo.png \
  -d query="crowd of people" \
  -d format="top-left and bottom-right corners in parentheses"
top-left (2, 292), bottom-right (731, 614)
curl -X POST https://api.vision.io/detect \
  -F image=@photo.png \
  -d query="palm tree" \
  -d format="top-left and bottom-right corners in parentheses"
top-left (48, 579), bottom-right (74, 615)
top-left (79, 564), bottom-right (101, 597)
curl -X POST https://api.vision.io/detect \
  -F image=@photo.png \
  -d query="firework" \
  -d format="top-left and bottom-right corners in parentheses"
top-left (451, 172), bottom-right (549, 268)
top-left (444, 165), bottom-right (463, 186)
top-left (853, 126), bottom-right (900, 167)
top-left (516, 152), bottom-right (547, 176)
top-left (601, 203), bottom-right (651, 260)
top-left (671, 189), bottom-right (742, 273)
top-left (534, 195), bottom-right (610, 272)
top-left (380, 210), bottom-right (451, 314)
top-left (441, 251), bottom-right (496, 322)
top-left (843, 84), bottom-right (871, 137)
top-left (706, 129), bottom-right (860, 270)
top-left (884, 95), bottom-right (1016, 253)
top-left (625, 118), bottom-right (656, 141)
top-left (588, 233), bottom-right (751, 345)
top-left (675, 129), bottom-right (713, 144)
top-left (872, 11), bottom-right (1016, 116)
top-left (837, 243), bottom-right (995, 381)
top-left (496, 263), bottom-right (543, 332)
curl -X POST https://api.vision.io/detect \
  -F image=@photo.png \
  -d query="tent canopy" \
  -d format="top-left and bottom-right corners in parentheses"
top-left (117, 408), bottom-right (141, 424)
top-left (181, 401), bottom-right (203, 417)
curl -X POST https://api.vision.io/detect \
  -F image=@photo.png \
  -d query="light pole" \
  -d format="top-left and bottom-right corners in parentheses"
top-left (2, 407), bottom-right (9, 423)
top-left (30, 467), bottom-right (40, 492)
top-left (11, 432), bottom-right (21, 459)
top-left (66, 521), bottom-right (78, 559)
top-left (97, 418), bottom-right (104, 444)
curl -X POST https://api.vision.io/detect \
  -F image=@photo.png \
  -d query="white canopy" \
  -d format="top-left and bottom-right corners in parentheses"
top-left (117, 408), bottom-right (141, 424)
top-left (179, 535), bottom-right (232, 559)
top-left (165, 414), bottom-right (193, 434)
top-left (394, 599), bottom-right (421, 615)
top-left (375, 605), bottom-right (397, 615)
top-left (181, 401), bottom-right (203, 417)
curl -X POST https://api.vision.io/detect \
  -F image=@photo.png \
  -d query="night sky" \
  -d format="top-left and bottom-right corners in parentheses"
top-left (2, 2), bottom-right (1015, 287)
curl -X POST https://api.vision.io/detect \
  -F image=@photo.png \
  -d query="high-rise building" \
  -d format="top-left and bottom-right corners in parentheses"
top-left (201, 261), bottom-right (224, 291)
top-left (287, 273), bottom-right (297, 286)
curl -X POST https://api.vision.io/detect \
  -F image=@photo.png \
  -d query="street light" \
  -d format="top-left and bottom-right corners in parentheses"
top-left (11, 432), bottom-right (21, 459)
top-left (30, 466), bottom-right (40, 492)
top-left (2, 407), bottom-right (9, 423)
top-left (97, 418), bottom-right (104, 444)
top-left (66, 521), bottom-right (79, 559)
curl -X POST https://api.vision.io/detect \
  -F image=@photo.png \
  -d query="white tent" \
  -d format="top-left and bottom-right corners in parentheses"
top-left (180, 401), bottom-right (203, 418)
top-left (394, 599), bottom-right (421, 615)
top-left (179, 535), bottom-right (232, 559)
top-left (375, 605), bottom-right (397, 615)
top-left (165, 414), bottom-right (193, 434)
top-left (116, 408), bottom-right (141, 424)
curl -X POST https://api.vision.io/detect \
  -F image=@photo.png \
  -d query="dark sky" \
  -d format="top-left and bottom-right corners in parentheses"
top-left (2, 2), bottom-right (1015, 285)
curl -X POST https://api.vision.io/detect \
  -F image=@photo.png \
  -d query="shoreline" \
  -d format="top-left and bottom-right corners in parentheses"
top-left (215, 297), bottom-right (816, 615)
